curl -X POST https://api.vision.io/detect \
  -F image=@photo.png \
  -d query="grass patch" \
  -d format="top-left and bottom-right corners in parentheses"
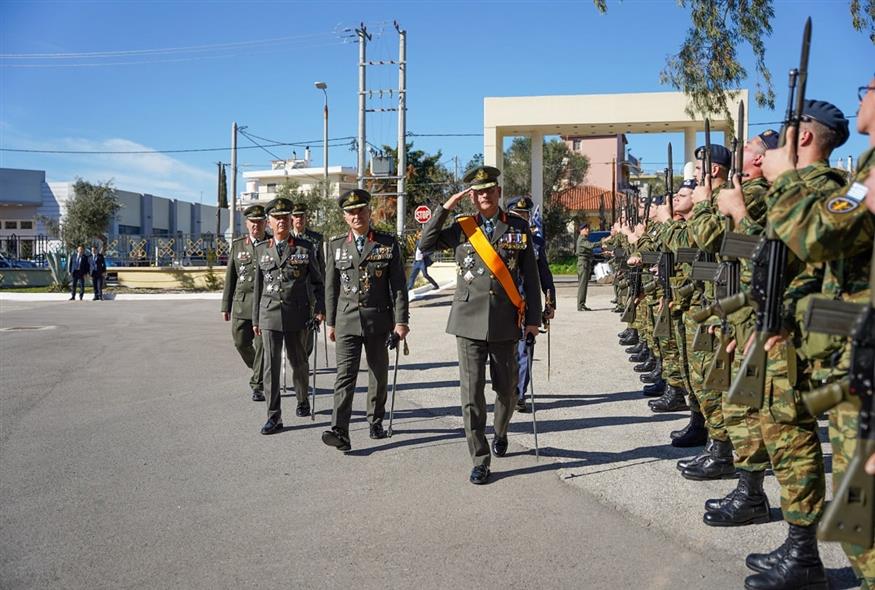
top-left (549, 255), bottom-right (578, 276)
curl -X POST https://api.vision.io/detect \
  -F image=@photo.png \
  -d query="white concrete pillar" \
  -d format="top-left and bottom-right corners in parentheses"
top-left (483, 126), bottom-right (504, 192)
top-left (684, 127), bottom-right (697, 167)
top-left (530, 131), bottom-right (543, 210)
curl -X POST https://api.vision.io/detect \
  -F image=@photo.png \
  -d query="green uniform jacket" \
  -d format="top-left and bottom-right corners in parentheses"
top-left (576, 234), bottom-right (595, 263)
top-left (325, 229), bottom-right (409, 337)
top-left (252, 236), bottom-right (325, 332)
top-left (420, 207), bottom-right (542, 341)
top-left (221, 235), bottom-right (263, 320)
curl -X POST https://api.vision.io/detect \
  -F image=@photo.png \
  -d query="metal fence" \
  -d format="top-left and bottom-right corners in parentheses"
top-left (1, 234), bottom-right (232, 268)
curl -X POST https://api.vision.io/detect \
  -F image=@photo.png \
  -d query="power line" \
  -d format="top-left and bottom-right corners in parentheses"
top-left (0, 136), bottom-right (358, 155)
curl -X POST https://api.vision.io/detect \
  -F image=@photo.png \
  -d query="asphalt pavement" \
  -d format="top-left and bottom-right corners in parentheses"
top-left (0, 282), bottom-right (858, 589)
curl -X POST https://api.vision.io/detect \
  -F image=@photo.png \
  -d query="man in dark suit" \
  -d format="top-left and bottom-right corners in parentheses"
top-left (420, 166), bottom-right (542, 484)
top-left (68, 245), bottom-right (90, 301)
top-left (321, 189), bottom-right (410, 452)
top-left (252, 197), bottom-right (325, 434)
top-left (89, 246), bottom-right (107, 300)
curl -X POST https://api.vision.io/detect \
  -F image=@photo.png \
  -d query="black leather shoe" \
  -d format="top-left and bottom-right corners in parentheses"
top-left (704, 470), bottom-right (770, 527)
top-left (322, 428), bottom-right (351, 451)
top-left (649, 386), bottom-right (688, 412)
top-left (470, 465), bottom-right (490, 485)
top-left (642, 379), bottom-right (666, 397)
top-left (492, 435), bottom-right (508, 457)
top-left (639, 362), bottom-right (662, 383)
top-left (251, 390), bottom-right (265, 402)
top-left (629, 349), bottom-right (649, 363)
top-left (617, 328), bottom-right (631, 339)
top-left (296, 402), bottom-right (310, 417)
top-left (743, 524), bottom-right (827, 590)
top-left (369, 423), bottom-right (387, 439)
top-left (670, 411), bottom-right (707, 447)
top-left (69, 296), bottom-right (75, 300)
top-left (625, 342), bottom-right (644, 354)
top-left (515, 398), bottom-right (529, 413)
top-left (634, 356), bottom-right (657, 373)
top-left (619, 333), bottom-right (639, 346)
top-left (677, 440), bottom-right (714, 471)
top-left (682, 439), bottom-right (736, 480)
top-left (260, 418), bottom-right (283, 435)
top-left (745, 539), bottom-right (790, 573)
top-left (705, 487), bottom-right (739, 513)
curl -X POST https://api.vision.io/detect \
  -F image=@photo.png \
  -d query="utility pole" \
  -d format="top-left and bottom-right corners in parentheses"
top-left (230, 122), bottom-right (238, 239)
top-left (357, 24), bottom-right (369, 189)
top-left (395, 22), bottom-right (407, 236)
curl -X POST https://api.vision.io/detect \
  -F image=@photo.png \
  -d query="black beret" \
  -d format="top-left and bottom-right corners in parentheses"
top-left (802, 99), bottom-right (850, 147)
top-left (462, 165), bottom-right (500, 190)
top-left (757, 129), bottom-right (780, 150)
top-left (680, 178), bottom-right (698, 190)
top-left (695, 144), bottom-right (732, 168)
top-left (338, 189), bottom-right (371, 211)
top-left (508, 196), bottom-right (535, 212)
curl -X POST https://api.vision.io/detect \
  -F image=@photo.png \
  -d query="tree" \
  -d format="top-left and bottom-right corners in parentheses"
top-left (594, 0), bottom-right (874, 120)
top-left (502, 137), bottom-right (589, 198)
top-left (61, 179), bottom-right (121, 249)
top-left (275, 179), bottom-right (346, 238)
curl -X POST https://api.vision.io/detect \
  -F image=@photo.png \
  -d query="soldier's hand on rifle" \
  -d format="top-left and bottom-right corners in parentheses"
top-left (726, 338), bottom-right (737, 354)
top-left (444, 188), bottom-right (471, 211)
top-left (656, 297), bottom-right (665, 314)
top-left (691, 183), bottom-right (711, 204)
top-left (864, 168), bottom-right (875, 215)
top-left (327, 326), bottom-right (336, 342)
top-left (762, 127), bottom-right (798, 182)
top-left (524, 325), bottom-right (539, 342)
top-left (627, 255), bottom-right (641, 266)
top-left (763, 334), bottom-right (786, 351)
top-left (394, 324), bottom-right (410, 341)
top-left (716, 175), bottom-right (748, 225)
top-left (222, 312), bottom-right (231, 321)
top-left (865, 452), bottom-right (875, 476)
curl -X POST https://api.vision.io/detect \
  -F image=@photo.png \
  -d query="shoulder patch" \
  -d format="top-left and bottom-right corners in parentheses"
top-left (825, 195), bottom-right (860, 214)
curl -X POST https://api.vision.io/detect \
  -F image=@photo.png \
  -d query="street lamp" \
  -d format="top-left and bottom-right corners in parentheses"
top-left (314, 82), bottom-right (329, 206)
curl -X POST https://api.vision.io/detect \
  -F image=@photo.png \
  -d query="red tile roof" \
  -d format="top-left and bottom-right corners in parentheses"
top-left (553, 185), bottom-right (615, 211)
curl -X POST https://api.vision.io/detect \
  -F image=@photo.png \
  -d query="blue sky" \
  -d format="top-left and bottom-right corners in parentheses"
top-left (1, 0), bottom-right (873, 204)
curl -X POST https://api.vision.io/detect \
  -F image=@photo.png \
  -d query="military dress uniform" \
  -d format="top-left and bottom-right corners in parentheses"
top-left (291, 202), bottom-right (327, 357)
top-left (420, 166), bottom-right (542, 484)
top-left (252, 198), bottom-right (325, 434)
top-left (321, 189), bottom-right (409, 451)
top-left (221, 204), bottom-right (268, 400)
top-left (576, 230), bottom-right (595, 310)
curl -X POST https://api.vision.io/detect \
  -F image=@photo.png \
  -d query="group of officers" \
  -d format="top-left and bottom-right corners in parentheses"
top-left (603, 76), bottom-right (875, 590)
top-left (220, 167), bottom-right (555, 485)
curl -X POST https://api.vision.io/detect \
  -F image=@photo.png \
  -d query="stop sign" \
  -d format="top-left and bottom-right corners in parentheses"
top-left (414, 205), bottom-right (432, 224)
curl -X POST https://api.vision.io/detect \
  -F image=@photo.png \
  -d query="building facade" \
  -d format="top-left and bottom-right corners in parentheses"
top-left (240, 151), bottom-right (358, 210)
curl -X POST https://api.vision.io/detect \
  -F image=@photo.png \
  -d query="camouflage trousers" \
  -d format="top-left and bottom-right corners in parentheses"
top-left (759, 341), bottom-right (825, 527)
top-left (723, 310), bottom-right (770, 472)
top-left (683, 313), bottom-right (727, 442)
top-left (657, 307), bottom-right (686, 390)
top-left (829, 399), bottom-right (875, 588)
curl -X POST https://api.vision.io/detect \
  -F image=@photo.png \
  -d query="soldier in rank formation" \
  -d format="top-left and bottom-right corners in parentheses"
top-left (218, 70), bottom-right (875, 590)
top-left (605, 73), bottom-right (875, 589)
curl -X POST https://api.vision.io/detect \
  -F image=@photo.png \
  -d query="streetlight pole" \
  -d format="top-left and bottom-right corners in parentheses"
top-left (314, 82), bottom-right (329, 208)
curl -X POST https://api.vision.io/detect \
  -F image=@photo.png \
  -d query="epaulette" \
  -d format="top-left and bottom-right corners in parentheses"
top-left (329, 233), bottom-right (347, 242)
top-left (232, 235), bottom-right (246, 243)
top-left (372, 229), bottom-right (395, 239)
top-left (454, 214), bottom-right (473, 221)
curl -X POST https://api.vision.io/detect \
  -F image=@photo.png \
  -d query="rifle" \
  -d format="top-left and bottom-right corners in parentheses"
top-left (620, 266), bottom-right (642, 324)
top-left (726, 19), bottom-right (810, 409)
top-left (653, 250), bottom-right (675, 338)
top-left (702, 118), bottom-right (713, 192)
top-left (690, 259), bottom-right (719, 352)
top-left (642, 195), bottom-right (652, 226)
top-left (805, 283), bottom-right (873, 548)
top-left (667, 142), bottom-right (675, 218)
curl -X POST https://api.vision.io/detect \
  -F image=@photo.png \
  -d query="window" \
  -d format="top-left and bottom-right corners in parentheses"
top-left (153, 228), bottom-right (169, 236)
top-left (19, 221), bottom-right (33, 230)
top-left (267, 184), bottom-right (277, 192)
top-left (4, 221), bottom-right (17, 229)
top-left (572, 139), bottom-right (581, 151)
top-left (118, 224), bottom-right (141, 235)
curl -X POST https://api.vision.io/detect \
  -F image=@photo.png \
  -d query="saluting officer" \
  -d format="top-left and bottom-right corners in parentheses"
top-left (221, 204), bottom-right (269, 401)
top-left (291, 202), bottom-right (326, 356)
top-left (252, 197), bottom-right (325, 435)
top-left (420, 166), bottom-right (542, 485)
top-left (321, 189), bottom-right (410, 452)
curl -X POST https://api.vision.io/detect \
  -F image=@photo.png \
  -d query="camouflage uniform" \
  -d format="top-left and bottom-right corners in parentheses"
top-left (766, 147), bottom-right (875, 586)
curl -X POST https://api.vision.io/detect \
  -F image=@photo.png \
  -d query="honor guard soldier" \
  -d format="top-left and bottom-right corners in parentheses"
top-left (321, 189), bottom-right (410, 452)
top-left (252, 197), bottom-right (325, 435)
top-left (221, 204), bottom-right (269, 401)
top-left (420, 166), bottom-right (542, 485)
top-left (291, 202), bottom-right (326, 356)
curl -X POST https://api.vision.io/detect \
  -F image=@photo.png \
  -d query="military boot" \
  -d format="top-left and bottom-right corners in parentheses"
top-left (743, 524), bottom-right (828, 590)
top-left (617, 328), bottom-right (632, 339)
top-left (640, 362), bottom-right (662, 383)
top-left (642, 379), bottom-right (666, 397)
top-left (619, 330), bottom-right (639, 346)
top-left (629, 346), bottom-right (650, 363)
top-left (670, 411), bottom-right (707, 447)
top-left (703, 469), bottom-right (770, 526)
top-left (681, 438), bottom-right (735, 480)
top-left (634, 355), bottom-right (657, 373)
top-left (625, 341), bottom-right (645, 354)
top-left (745, 538), bottom-right (790, 573)
top-left (677, 439), bottom-right (713, 471)
top-left (649, 386), bottom-right (688, 412)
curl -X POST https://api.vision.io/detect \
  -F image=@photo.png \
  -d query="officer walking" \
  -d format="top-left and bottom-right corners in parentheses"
top-left (576, 224), bottom-right (594, 310)
top-left (252, 198), bottom-right (325, 434)
top-left (321, 189), bottom-right (409, 452)
top-left (290, 202), bottom-right (326, 357)
top-left (221, 204), bottom-right (269, 401)
top-left (420, 166), bottom-right (541, 485)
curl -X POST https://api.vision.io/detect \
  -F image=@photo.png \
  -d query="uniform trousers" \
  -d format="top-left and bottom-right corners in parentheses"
top-left (232, 317), bottom-right (264, 392)
top-left (262, 328), bottom-right (308, 421)
top-left (332, 331), bottom-right (390, 432)
top-left (457, 337), bottom-right (518, 467)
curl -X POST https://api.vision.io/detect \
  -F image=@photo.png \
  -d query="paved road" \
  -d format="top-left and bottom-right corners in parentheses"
top-left (0, 285), bottom-right (855, 588)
